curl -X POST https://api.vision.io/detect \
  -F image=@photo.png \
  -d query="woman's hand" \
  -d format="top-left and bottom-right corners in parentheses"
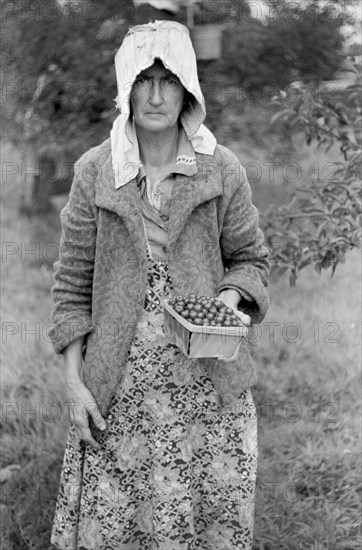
top-left (217, 289), bottom-right (250, 363)
top-left (217, 289), bottom-right (251, 327)
top-left (65, 377), bottom-right (107, 450)
top-left (63, 336), bottom-right (107, 450)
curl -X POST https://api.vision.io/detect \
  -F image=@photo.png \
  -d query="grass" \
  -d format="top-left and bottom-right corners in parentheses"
top-left (252, 249), bottom-right (361, 549)
top-left (0, 137), bottom-right (361, 550)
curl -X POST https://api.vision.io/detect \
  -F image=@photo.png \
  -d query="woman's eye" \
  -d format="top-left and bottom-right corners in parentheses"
top-left (160, 76), bottom-right (178, 86)
top-left (135, 76), bottom-right (148, 85)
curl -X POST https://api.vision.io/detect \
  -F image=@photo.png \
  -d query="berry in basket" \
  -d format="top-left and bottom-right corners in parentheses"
top-left (168, 294), bottom-right (243, 327)
top-left (163, 294), bottom-right (247, 358)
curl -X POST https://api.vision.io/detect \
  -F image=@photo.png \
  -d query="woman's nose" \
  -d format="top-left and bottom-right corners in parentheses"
top-left (149, 82), bottom-right (163, 106)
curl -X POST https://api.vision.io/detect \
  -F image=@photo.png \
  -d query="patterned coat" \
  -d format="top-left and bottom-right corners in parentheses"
top-left (49, 138), bottom-right (270, 417)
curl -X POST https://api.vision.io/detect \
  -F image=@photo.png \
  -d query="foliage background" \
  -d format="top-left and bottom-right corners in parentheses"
top-left (2, 0), bottom-right (360, 280)
top-left (1, 0), bottom-right (361, 548)
top-left (1, 0), bottom-right (357, 162)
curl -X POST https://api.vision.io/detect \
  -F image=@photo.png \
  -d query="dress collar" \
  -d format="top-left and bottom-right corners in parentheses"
top-left (135, 123), bottom-right (199, 186)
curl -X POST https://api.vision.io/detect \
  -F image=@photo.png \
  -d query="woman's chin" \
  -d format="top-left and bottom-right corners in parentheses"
top-left (144, 124), bottom-right (170, 134)
top-left (136, 117), bottom-right (176, 134)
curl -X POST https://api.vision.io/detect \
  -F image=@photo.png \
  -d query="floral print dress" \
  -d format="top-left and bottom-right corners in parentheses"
top-left (51, 243), bottom-right (258, 550)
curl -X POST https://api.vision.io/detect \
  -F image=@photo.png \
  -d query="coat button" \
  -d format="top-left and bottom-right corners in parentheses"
top-left (162, 246), bottom-right (167, 253)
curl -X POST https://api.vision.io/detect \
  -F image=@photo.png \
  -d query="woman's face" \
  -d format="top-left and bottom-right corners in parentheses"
top-left (130, 60), bottom-right (185, 133)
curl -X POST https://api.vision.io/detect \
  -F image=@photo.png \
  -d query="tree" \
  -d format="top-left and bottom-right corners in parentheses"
top-left (219, 0), bottom-right (353, 90)
top-left (1, 0), bottom-right (134, 211)
top-left (263, 63), bottom-right (362, 284)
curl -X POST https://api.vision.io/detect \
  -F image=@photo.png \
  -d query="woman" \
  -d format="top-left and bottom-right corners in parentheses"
top-left (49, 21), bottom-right (270, 550)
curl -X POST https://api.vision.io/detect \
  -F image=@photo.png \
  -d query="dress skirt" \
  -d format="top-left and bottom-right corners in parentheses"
top-left (51, 250), bottom-right (258, 550)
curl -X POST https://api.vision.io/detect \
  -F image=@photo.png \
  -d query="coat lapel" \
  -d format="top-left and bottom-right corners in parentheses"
top-left (92, 147), bottom-right (223, 256)
top-left (93, 150), bottom-right (146, 266)
top-left (168, 154), bottom-right (223, 247)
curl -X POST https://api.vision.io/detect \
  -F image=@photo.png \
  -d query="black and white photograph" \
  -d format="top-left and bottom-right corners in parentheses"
top-left (1, 1), bottom-right (361, 549)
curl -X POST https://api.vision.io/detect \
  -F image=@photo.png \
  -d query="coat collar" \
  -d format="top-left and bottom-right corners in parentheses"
top-left (94, 142), bottom-right (223, 262)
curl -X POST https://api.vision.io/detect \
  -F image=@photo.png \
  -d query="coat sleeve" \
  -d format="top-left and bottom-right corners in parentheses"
top-left (216, 156), bottom-right (270, 324)
top-left (48, 157), bottom-right (98, 354)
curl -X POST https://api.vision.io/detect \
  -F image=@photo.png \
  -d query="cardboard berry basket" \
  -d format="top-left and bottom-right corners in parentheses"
top-left (162, 299), bottom-right (248, 359)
